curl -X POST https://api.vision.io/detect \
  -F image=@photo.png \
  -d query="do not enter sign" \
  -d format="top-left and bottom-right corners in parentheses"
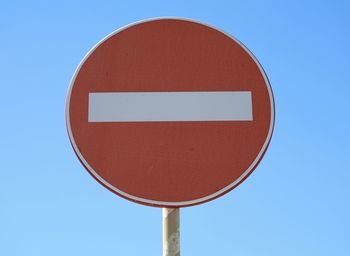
top-left (66, 18), bottom-right (275, 207)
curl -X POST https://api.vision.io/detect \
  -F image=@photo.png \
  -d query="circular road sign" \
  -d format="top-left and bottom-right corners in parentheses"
top-left (66, 18), bottom-right (275, 207)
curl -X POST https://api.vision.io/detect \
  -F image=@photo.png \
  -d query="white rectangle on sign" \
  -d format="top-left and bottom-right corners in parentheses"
top-left (88, 91), bottom-right (253, 122)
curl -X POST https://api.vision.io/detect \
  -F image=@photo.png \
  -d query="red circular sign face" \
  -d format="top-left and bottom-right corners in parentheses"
top-left (66, 18), bottom-right (274, 207)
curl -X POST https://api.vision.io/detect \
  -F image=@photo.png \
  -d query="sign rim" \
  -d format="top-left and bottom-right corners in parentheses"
top-left (65, 17), bottom-right (275, 207)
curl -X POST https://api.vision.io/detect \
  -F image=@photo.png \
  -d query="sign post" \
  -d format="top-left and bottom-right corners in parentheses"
top-left (163, 208), bottom-right (180, 256)
top-left (66, 18), bottom-right (274, 254)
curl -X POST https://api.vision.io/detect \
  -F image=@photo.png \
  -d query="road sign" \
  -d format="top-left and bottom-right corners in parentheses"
top-left (66, 18), bottom-right (275, 207)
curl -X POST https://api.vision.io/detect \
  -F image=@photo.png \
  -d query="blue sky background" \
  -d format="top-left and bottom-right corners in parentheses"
top-left (1, 1), bottom-right (349, 255)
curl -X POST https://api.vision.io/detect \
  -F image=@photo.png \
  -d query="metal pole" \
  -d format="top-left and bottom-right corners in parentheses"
top-left (163, 208), bottom-right (180, 256)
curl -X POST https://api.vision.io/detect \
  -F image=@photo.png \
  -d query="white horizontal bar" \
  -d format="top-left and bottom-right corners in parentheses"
top-left (88, 91), bottom-right (253, 122)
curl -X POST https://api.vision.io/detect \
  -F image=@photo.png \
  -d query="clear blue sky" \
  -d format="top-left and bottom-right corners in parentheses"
top-left (1, 1), bottom-right (349, 255)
